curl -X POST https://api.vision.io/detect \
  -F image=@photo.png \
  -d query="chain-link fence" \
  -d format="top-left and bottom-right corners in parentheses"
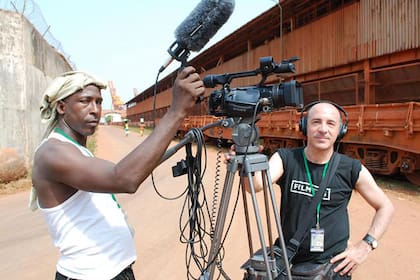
top-left (0, 0), bottom-right (76, 68)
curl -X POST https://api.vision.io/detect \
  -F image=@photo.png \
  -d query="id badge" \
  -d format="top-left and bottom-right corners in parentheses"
top-left (310, 227), bottom-right (324, 252)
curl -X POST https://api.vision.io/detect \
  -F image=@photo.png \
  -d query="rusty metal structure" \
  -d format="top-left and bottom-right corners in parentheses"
top-left (108, 81), bottom-right (126, 111)
top-left (126, 0), bottom-right (420, 185)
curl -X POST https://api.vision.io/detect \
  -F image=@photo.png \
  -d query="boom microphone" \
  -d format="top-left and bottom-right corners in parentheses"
top-left (159, 0), bottom-right (235, 73)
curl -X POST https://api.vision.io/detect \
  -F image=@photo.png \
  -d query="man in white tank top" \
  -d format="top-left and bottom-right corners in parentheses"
top-left (31, 69), bottom-right (205, 280)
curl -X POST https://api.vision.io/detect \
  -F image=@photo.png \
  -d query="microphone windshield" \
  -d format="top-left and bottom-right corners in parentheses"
top-left (175, 0), bottom-right (235, 52)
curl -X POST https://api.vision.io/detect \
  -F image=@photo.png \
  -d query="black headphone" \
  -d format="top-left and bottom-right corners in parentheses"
top-left (299, 100), bottom-right (348, 141)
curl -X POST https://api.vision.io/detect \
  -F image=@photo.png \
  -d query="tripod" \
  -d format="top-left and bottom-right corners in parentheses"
top-left (201, 120), bottom-right (292, 280)
top-left (161, 118), bottom-right (293, 280)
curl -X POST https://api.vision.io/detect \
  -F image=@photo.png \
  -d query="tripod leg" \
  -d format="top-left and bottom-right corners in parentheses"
top-left (261, 170), bottom-right (274, 258)
top-left (243, 154), bottom-right (292, 280)
top-left (204, 158), bottom-right (239, 280)
top-left (243, 159), bottom-right (275, 280)
top-left (240, 176), bottom-right (254, 256)
top-left (264, 168), bottom-right (293, 279)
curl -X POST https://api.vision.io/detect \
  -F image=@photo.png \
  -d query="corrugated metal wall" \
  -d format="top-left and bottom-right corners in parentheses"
top-left (129, 0), bottom-right (420, 116)
top-left (278, 0), bottom-right (420, 74)
top-left (358, 0), bottom-right (420, 58)
top-left (210, 0), bottom-right (420, 76)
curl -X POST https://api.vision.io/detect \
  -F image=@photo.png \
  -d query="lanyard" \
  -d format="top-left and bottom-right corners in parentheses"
top-left (53, 127), bottom-right (121, 208)
top-left (302, 150), bottom-right (329, 228)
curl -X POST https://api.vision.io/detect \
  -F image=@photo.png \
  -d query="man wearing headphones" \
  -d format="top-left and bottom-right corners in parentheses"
top-left (236, 101), bottom-right (394, 279)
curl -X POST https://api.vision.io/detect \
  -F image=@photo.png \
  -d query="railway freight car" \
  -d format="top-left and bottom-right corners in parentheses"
top-left (126, 0), bottom-right (420, 185)
top-left (179, 101), bottom-right (420, 185)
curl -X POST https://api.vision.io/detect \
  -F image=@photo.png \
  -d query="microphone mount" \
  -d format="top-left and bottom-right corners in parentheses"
top-left (167, 42), bottom-right (191, 66)
top-left (159, 41), bottom-right (191, 73)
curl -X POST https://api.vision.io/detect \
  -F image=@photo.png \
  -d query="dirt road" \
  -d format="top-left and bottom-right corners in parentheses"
top-left (1, 125), bottom-right (419, 279)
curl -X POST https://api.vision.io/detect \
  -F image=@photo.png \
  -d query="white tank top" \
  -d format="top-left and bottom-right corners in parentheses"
top-left (39, 131), bottom-right (136, 279)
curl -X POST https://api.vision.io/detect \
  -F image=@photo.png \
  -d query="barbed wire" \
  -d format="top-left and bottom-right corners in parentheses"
top-left (0, 0), bottom-right (76, 69)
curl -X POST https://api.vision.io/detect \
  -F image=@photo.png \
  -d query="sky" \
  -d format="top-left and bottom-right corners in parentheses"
top-left (35, 0), bottom-right (277, 110)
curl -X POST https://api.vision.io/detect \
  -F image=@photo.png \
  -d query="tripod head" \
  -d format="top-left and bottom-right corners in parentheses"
top-left (230, 117), bottom-right (261, 155)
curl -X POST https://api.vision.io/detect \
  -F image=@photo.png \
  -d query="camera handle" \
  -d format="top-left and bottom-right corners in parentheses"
top-left (202, 151), bottom-right (292, 280)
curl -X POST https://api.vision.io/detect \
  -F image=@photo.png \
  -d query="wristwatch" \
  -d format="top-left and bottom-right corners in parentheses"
top-left (363, 234), bottom-right (378, 250)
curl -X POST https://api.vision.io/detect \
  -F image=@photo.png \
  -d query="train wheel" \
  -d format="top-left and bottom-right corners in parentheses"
top-left (405, 171), bottom-right (420, 186)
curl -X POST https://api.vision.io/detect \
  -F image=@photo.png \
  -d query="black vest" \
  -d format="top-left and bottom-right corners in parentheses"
top-left (276, 147), bottom-right (361, 263)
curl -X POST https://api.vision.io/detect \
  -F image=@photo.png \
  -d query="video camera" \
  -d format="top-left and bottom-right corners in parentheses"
top-left (204, 56), bottom-right (303, 117)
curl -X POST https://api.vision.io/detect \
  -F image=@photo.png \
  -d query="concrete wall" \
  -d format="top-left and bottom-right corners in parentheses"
top-left (0, 9), bottom-right (72, 164)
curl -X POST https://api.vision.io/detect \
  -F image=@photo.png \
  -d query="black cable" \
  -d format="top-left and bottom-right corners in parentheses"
top-left (150, 69), bottom-right (187, 200)
top-left (149, 67), bottom-right (214, 279)
top-left (152, 70), bottom-right (160, 129)
top-left (211, 127), bottom-right (224, 236)
top-left (176, 128), bottom-right (216, 280)
top-left (148, 67), bottom-right (227, 279)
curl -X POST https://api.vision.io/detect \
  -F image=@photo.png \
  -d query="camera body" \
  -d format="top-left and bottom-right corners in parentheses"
top-left (204, 56), bottom-right (303, 118)
top-left (209, 81), bottom-right (302, 117)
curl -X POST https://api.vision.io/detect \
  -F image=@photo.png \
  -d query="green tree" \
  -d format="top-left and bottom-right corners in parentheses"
top-left (105, 115), bottom-right (113, 124)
